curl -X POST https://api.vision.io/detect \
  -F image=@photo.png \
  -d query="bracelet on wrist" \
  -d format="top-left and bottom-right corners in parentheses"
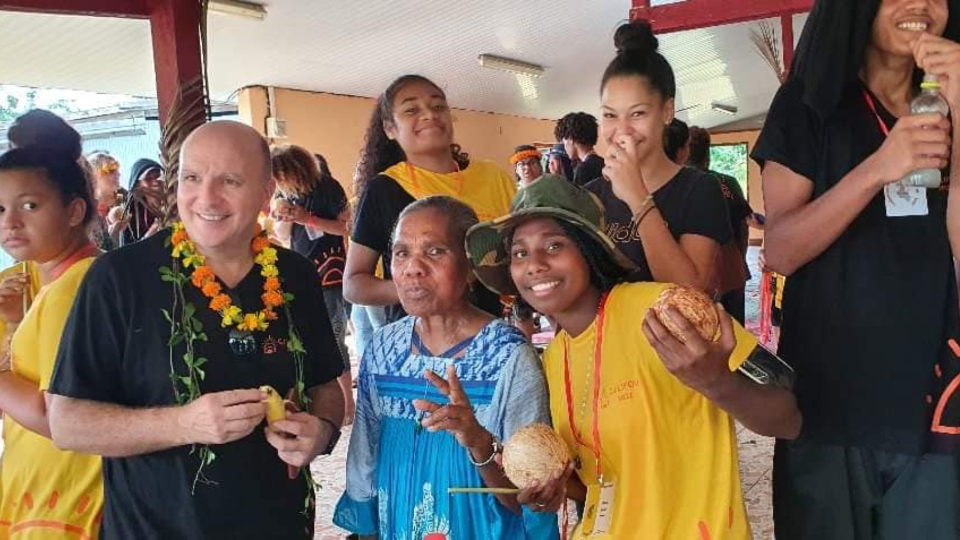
top-left (468, 434), bottom-right (502, 468)
top-left (631, 195), bottom-right (657, 224)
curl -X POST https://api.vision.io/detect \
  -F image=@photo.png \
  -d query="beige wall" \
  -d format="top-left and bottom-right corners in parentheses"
top-left (237, 86), bottom-right (557, 195)
top-left (711, 129), bottom-right (762, 242)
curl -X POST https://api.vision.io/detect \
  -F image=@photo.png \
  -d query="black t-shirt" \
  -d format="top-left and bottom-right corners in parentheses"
top-left (289, 177), bottom-right (348, 288)
top-left (573, 153), bottom-right (605, 187)
top-left (585, 167), bottom-right (732, 280)
top-left (351, 173), bottom-right (502, 322)
top-left (711, 171), bottom-right (752, 248)
top-left (752, 78), bottom-right (960, 454)
top-left (49, 232), bottom-right (344, 539)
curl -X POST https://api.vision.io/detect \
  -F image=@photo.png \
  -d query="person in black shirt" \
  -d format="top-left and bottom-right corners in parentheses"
top-left (119, 158), bottom-right (163, 246)
top-left (47, 121), bottom-right (345, 539)
top-left (663, 117), bottom-right (691, 165)
top-left (271, 146), bottom-right (355, 426)
top-left (344, 74), bottom-right (516, 325)
top-left (687, 126), bottom-right (753, 323)
top-left (555, 111), bottom-right (605, 186)
top-left (585, 20), bottom-right (730, 293)
top-left (753, 1), bottom-right (960, 538)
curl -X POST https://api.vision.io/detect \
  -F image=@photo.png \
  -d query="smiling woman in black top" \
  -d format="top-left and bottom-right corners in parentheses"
top-left (585, 20), bottom-right (730, 293)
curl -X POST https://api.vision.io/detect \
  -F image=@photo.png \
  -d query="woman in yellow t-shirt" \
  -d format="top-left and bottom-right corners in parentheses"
top-left (0, 115), bottom-right (104, 539)
top-left (344, 74), bottom-right (517, 325)
top-left (466, 174), bottom-right (801, 539)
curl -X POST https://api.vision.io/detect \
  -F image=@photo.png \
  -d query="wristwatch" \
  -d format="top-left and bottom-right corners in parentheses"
top-left (318, 417), bottom-right (341, 455)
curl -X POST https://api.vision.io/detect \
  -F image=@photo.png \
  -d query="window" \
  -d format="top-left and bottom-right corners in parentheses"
top-left (709, 143), bottom-right (749, 200)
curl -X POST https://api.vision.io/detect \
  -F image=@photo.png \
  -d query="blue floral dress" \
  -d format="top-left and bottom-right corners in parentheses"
top-left (333, 317), bottom-right (558, 539)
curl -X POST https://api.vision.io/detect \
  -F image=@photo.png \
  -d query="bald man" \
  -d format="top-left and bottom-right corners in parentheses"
top-left (47, 121), bottom-right (345, 539)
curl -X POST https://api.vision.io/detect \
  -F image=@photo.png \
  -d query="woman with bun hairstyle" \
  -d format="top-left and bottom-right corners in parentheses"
top-left (343, 74), bottom-right (517, 325)
top-left (465, 173), bottom-right (801, 539)
top-left (0, 111), bottom-right (103, 538)
top-left (585, 20), bottom-right (732, 293)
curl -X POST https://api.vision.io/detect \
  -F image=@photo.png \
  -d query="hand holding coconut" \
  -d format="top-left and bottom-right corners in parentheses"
top-left (413, 364), bottom-right (491, 456)
top-left (642, 286), bottom-right (738, 400)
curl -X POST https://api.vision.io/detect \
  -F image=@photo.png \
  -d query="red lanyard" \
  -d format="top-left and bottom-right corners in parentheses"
top-left (405, 161), bottom-right (464, 199)
top-left (50, 243), bottom-right (99, 281)
top-left (862, 88), bottom-right (892, 137)
top-left (562, 292), bottom-right (608, 479)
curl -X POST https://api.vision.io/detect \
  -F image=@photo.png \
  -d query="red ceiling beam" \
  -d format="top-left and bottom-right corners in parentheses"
top-left (0, 0), bottom-right (148, 18)
top-left (631, 0), bottom-right (813, 34)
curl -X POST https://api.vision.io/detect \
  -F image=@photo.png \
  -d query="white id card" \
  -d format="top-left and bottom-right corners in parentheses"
top-left (884, 183), bottom-right (928, 217)
top-left (581, 480), bottom-right (616, 538)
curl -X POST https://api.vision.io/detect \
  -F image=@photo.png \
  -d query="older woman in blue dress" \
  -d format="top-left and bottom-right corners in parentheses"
top-left (334, 196), bottom-right (556, 539)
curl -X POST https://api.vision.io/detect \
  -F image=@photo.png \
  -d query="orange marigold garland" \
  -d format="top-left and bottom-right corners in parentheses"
top-left (170, 221), bottom-right (285, 333)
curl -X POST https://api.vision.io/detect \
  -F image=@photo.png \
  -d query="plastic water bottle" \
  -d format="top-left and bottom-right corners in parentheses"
top-left (902, 74), bottom-right (950, 188)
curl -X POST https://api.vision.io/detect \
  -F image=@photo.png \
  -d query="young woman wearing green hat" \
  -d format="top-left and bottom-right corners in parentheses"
top-left (465, 173), bottom-right (801, 539)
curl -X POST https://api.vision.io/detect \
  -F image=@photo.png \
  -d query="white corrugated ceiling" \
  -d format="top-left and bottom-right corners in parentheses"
top-left (0, 0), bottom-right (805, 128)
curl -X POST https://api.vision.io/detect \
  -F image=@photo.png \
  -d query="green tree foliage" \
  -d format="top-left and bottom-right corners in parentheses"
top-left (710, 143), bottom-right (749, 197)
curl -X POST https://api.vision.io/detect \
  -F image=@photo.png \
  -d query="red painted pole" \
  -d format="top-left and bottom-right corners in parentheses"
top-left (630, 0), bottom-right (651, 22)
top-left (148, 0), bottom-right (205, 127)
top-left (781, 14), bottom-right (795, 81)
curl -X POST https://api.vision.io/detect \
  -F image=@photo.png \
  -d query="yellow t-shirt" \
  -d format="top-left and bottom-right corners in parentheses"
top-left (0, 257), bottom-right (103, 539)
top-left (542, 282), bottom-right (756, 540)
top-left (381, 159), bottom-right (517, 222)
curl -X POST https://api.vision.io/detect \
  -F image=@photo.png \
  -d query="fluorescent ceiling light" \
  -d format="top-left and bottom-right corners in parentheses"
top-left (209, 0), bottom-right (267, 20)
top-left (478, 54), bottom-right (545, 77)
top-left (711, 102), bottom-right (738, 115)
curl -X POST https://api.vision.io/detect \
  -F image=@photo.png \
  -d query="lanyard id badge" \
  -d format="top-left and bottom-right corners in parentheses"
top-left (580, 476), bottom-right (616, 538)
top-left (563, 293), bottom-right (616, 538)
top-left (862, 89), bottom-right (929, 217)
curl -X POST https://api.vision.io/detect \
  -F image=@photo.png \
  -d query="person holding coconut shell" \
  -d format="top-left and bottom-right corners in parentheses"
top-left (465, 174), bottom-right (801, 539)
top-left (334, 196), bottom-right (557, 540)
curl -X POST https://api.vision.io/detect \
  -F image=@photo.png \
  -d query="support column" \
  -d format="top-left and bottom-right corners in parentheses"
top-left (781, 14), bottom-right (795, 80)
top-left (148, 0), bottom-right (205, 128)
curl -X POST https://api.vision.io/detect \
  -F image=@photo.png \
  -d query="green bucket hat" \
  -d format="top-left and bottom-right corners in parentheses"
top-left (465, 174), bottom-right (637, 296)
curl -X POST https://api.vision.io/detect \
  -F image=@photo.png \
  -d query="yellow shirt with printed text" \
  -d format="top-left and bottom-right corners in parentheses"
top-left (0, 257), bottom-right (103, 539)
top-left (542, 282), bottom-right (755, 540)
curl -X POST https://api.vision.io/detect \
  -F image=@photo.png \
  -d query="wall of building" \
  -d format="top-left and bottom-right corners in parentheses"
top-left (237, 86), bottom-right (557, 195)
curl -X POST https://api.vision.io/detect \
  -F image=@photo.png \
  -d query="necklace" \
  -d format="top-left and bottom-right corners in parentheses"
top-left (170, 221), bottom-right (286, 336)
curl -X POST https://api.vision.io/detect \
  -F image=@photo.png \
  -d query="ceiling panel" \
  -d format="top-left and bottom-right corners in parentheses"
top-left (0, 1), bottom-right (805, 128)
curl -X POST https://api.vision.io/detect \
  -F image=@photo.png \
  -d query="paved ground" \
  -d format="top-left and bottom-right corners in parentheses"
top-left (312, 248), bottom-right (778, 539)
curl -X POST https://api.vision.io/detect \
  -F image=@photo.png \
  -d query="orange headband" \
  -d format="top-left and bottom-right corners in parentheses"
top-left (510, 149), bottom-right (542, 165)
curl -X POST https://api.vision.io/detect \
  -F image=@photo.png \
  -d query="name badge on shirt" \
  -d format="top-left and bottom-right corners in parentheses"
top-left (884, 182), bottom-right (928, 217)
top-left (580, 479), bottom-right (616, 538)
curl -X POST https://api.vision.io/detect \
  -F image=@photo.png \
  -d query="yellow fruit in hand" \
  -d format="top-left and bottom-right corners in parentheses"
top-left (260, 385), bottom-right (286, 425)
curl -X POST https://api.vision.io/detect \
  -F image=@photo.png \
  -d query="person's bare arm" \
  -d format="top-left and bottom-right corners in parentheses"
top-left (48, 389), bottom-right (267, 457)
top-left (0, 373), bottom-right (51, 437)
top-left (643, 306), bottom-right (802, 440)
top-left (343, 243), bottom-right (399, 306)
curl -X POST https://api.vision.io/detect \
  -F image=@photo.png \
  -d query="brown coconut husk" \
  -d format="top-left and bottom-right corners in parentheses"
top-left (652, 285), bottom-right (721, 343)
top-left (502, 423), bottom-right (571, 490)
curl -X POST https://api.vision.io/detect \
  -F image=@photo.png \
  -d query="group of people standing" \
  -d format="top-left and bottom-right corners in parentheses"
top-left (0, 0), bottom-right (958, 538)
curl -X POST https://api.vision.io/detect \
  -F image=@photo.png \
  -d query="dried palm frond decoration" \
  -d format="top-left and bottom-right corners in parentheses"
top-left (750, 20), bottom-right (786, 84)
top-left (154, 0), bottom-right (212, 227)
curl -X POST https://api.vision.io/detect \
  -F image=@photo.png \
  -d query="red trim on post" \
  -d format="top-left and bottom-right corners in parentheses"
top-left (631, 0), bottom-right (813, 34)
top-left (0, 0), bottom-right (148, 17)
top-left (781, 14), bottom-right (795, 80)
top-left (149, 0), bottom-right (204, 126)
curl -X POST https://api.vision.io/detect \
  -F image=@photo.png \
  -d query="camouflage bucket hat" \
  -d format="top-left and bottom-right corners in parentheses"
top-left (465, 174), bottom-right (637, 296)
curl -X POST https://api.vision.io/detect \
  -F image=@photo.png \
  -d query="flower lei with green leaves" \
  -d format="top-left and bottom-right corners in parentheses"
top-left (159, 223), bottom-right (316, 513)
